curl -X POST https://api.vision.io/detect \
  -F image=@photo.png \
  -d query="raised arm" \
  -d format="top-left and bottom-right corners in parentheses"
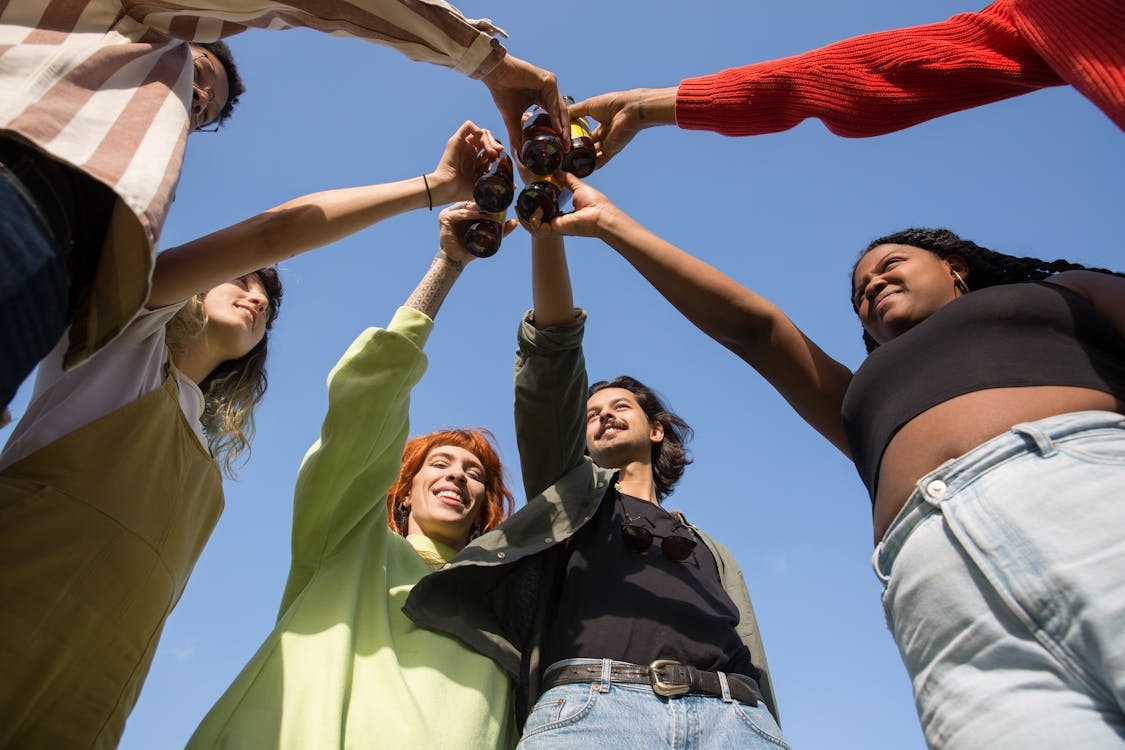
top-left (149, 121), bottom-right (500, 308)
top-left (531, 173), bottom-right (854, 455)
top-left (129, 0), bottom-right (507, 79)
top-left (278, 202), bottom-right (505, 614)
top-left (510, 223), bottom-right (590, 498)
top-left (567, 0), bottom-right (1125, 165)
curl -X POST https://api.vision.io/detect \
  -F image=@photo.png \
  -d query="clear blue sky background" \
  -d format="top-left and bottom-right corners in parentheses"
top-left (3, 1), bottom-right (1122, 747)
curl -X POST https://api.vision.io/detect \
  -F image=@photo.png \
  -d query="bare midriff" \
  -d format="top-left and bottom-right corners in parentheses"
top-left (873, 385), bottom-right (1124, 543)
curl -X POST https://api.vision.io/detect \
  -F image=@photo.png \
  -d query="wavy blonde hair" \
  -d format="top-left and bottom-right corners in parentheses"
top-left (165, 268), bottom-right (283, 477)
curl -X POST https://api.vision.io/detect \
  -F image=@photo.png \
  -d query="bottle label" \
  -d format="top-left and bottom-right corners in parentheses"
top-left (570, 118), bottom-right (592, 139)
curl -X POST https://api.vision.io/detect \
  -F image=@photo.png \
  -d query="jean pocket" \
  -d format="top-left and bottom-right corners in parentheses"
top-left (1057, 427), bottom-right (1125, 465)
top-left (731, 702), bottom-right (791, 749)
top-left (520, 683), bottom-right (599, 740)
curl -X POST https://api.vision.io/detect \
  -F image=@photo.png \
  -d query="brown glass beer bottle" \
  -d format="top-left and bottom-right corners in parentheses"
top-left (461, 209), bottom-right (507, 258)
top-left (516, 176), bottom-right (563, 223)
top-left (562, 97), bottom-right (596, 178)
top-left (519, 105), bottom-right (563, 176)
top-left (472, 150), bottom-right (514, 213)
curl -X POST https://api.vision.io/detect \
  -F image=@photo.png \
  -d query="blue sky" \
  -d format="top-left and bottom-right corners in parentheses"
top-left (3, 1), bottom-right (1122, 747)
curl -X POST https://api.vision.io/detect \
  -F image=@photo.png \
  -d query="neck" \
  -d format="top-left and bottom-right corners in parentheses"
top-left (615, 461), bottom-right (658, 504)
top-left (171, 334), bottom-right (225, 385)
top-left (407, 518), bottom-right (467, 552)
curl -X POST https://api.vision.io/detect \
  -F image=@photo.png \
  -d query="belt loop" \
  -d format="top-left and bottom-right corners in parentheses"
top-left (717, 671), bottom-right (733, 703)
top-left (1011, 422), bottom-right (1058, 458)
top-left (597, 658), bottom-right (612, 693)
top-left (871, 543), bottom-right (890, 586)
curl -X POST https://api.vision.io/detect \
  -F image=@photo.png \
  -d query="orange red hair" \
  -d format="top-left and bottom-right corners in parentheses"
top-left (387, 428), bottom-right (515, 541)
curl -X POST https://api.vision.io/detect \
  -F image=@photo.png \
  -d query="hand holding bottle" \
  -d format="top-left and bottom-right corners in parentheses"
top-left (429, 121), bottom-right (505, 206)
top-left (568, 88), bottom-right (677, 167)
top-left (520, 172), bottom-right (615, 239)
top-left (441, 201), bottom-right (518, 260)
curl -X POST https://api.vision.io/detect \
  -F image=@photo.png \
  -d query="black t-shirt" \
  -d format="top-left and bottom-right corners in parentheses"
top-left (541, 488), bottom-right (758, 678)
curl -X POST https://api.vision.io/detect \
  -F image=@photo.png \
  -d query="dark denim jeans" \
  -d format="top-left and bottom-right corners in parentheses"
top-left (0, 166), bottom-right (68, 410)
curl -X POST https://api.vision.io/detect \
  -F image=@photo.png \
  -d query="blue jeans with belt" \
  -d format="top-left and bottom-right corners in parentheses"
top-left (0, 166), bottom-right (68, 411)
top-left (517, 658), bottom-right (789, 750)
top-left (873, 411), bottom-right (1125, 749)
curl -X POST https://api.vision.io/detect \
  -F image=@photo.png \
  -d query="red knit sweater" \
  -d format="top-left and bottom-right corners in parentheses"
top-left (676, 0), bottom-right (1125, 136)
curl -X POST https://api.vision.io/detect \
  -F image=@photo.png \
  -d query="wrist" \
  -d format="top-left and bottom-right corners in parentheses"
top-left (481, 53), bottom-right (513, 89)
top-left (426, 171), bottom-right (459, 206)
top-left (633, 87), bottom-right (677, 128)
top-left (437, 248), bottom-right (468, 271)
top-left (593, 204), bottom-right (628, 240)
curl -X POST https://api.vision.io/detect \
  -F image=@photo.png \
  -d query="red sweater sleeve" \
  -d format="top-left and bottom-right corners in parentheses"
top-left (676, 0), bottom-right (1087, 137)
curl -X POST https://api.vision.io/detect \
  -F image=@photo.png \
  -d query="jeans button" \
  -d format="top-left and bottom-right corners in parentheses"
top-left (926, 480), bottom-right (947, 499)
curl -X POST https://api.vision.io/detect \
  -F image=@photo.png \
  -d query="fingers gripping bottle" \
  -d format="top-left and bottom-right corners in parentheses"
top-left (519, 105), bottom-right (563, 176)
top-left (472, 150), bottom-right (515, 213)
top-left (562, 96), bottom-right (596, 178)
top-left (462, 209), bottom-right (507, 258)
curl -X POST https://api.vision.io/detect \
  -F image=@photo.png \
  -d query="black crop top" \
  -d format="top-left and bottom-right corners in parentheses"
top-left (841, 281), bottom-right (1125, 501)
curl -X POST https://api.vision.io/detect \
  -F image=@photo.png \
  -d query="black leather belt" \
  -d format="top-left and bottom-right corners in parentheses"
top-left (542, 660), bottom-right (761, 706)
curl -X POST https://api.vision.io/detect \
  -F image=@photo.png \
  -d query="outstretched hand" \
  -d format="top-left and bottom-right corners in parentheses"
top-left (569, 87), bottom-right (676, 167)
top-left (438, 201), bottom-right (519, 265)
top-left (430, 121), bottom-right (504, 206)
top-left (483, 54), bottom-right (569, 156)
top-left (519, 173), bottom-right (614, 239)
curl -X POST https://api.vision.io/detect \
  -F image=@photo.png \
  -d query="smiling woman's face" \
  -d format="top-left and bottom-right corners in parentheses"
top-left (405, 445), bottom-right (488, 550)
top-left (851, 244), bottom-right (968, 345)
top-left (201, 274), bottom-right (270, 360)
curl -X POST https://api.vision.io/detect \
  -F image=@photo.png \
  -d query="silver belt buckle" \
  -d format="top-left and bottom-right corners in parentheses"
top-left (648, 659), bottom-right (690, 697)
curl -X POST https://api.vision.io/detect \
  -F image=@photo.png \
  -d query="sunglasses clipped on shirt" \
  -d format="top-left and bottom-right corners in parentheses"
top-left (617, 494), bottom-right (697, 562)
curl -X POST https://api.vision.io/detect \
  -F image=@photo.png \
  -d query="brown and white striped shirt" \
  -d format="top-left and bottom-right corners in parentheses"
top-left (0, 0), bottom-right (506, 368)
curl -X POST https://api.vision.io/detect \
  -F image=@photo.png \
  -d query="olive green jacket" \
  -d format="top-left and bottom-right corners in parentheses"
top-left (405, 311), bottom-right (779, 724)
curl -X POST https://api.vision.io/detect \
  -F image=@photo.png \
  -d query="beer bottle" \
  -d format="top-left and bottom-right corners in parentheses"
top-left (519, 105), bottom-right (563, 176)
top-left (461, 209), bottom-right (507, 258)
top-left (516, 176), bottom-right (563, 224)
top-left (472, 149), bottom-right (514, 213)
top-left (562, 96), bottom-right (596, 178)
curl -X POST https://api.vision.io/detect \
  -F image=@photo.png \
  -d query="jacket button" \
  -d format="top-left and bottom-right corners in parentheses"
top-left (543, 537), bottom-right (553, 544)
top-left (926, 480), bottom-right (947, 498)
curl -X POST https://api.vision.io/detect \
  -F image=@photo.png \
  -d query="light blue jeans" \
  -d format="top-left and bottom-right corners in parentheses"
top-left (874, 411), bottom-right (1125, 749)
top-left (518, 659), bottom-right (788, 749)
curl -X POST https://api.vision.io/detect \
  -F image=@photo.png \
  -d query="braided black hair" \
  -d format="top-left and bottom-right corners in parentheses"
top-left (852, 228), bottom-right (1123, 353)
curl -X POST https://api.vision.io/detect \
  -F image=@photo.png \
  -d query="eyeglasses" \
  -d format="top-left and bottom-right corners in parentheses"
top-left (618, 496), bottom-right (697, 562)
top-left (192, 54), bottom-right (222, 132)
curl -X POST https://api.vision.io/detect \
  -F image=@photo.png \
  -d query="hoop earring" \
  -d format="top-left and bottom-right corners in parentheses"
top-left (952, 270), bottom-right (970, 295)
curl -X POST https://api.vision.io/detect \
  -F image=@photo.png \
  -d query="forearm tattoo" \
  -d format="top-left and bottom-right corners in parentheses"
top-left (405, 251), bottom-right (462, 318)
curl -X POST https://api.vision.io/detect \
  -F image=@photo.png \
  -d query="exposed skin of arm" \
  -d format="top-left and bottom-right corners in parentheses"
top-left (1047, 270), bottom-right (1125, 340)
top-left (404, 202), bottom-right (516, 318)
top-left (147, 121), bottom-right (503, 309)
top-left (530, 233), bottom-right (578, 329)
top-left (526, 173), bottom-right (854, 455)
top-left (568, 87), bottom-right (677, 167)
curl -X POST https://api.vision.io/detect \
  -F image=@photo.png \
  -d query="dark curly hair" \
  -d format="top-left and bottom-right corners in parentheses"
top-left (589, 376), bottom-right (693, 502)
top-left (851, 228), bottom-right (1123, 353)
top-left (198, 40), bottom-right (245, 127)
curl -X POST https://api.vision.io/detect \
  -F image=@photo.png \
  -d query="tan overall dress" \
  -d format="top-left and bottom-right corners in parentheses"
top-left (0, 367), bottom-right (224, 748)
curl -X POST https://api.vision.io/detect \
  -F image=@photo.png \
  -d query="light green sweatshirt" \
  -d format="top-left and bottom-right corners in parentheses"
top-left (189, 307), bottom-right (515, 749)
